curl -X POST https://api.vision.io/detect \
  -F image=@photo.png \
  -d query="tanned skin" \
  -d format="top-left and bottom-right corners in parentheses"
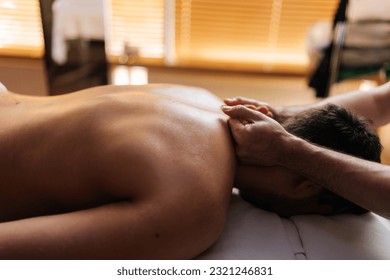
top-left (0, 84), bottom-right (235, 259)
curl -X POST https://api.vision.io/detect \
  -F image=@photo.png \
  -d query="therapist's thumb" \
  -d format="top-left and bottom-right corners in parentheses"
top-left (222, 105), bottom-right (265, 122)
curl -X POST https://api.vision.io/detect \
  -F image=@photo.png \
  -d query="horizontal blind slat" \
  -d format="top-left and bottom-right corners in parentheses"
top-left (0, 0), bottom-right (44, 57)
top-left (107, 0), bottom-right (165, 60)
top-left (175, 0), bottom-right (339, 72)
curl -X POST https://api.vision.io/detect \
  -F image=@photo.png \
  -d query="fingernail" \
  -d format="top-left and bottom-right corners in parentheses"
top-left (221, 105), bottom-right (231, 111)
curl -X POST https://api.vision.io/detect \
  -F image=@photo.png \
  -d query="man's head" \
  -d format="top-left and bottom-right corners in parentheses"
top-left (235, 104), bottom-right (382, 217)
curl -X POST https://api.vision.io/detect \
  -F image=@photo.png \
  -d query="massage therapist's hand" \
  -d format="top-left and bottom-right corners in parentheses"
top-left (222, 104), bottom-right (291, 166)
top-left (224, 97), bottom-right (290, 123)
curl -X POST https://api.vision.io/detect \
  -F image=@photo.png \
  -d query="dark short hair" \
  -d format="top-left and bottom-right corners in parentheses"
top-left (282, 104), bottom-right (382, 214)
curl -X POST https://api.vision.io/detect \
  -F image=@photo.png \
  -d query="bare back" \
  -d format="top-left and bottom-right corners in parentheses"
top-left (0, 84), bottom-right (235, 259)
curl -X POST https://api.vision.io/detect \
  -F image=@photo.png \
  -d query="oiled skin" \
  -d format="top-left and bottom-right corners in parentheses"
top-left (0, 84), bottom-right (235, 259)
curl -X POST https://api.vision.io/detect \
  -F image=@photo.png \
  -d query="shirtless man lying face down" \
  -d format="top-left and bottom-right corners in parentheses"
top-left (0, 84), bottom-right (381, 259)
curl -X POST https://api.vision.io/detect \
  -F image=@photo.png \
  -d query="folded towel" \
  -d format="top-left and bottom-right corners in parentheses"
top-left (341, 47), bottom-right (390, 67)
top-left (347, 0), bottom-right (390, 22)
top-left (344, 22), bottom-right (390, 48)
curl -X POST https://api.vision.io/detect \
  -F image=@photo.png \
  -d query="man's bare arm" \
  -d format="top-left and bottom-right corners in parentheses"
top-left (0, 199), bottom-right (215, 259)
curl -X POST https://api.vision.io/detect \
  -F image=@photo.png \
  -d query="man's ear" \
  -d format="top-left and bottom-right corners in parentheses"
top-left (292, 179), bottom-right (322, 199)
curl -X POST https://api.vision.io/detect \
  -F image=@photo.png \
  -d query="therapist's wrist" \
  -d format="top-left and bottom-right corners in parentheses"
top-left (274, 132), bottom-right (308, 167)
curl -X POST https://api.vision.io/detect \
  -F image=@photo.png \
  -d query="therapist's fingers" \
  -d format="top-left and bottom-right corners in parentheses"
top-left (239, 104), bottom-right (274, 119)
top-left (255, 106), bottom-right (273, 118)
top-left (222, 105), bottom-right (268, 123)
top-left (224, 96), bottom-right (268, 107)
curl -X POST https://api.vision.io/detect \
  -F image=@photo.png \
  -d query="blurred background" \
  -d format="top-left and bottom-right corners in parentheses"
top-left (0, 0), bottom-right (340, 98)
top-left (0, 0), bottom-right (387, 103)
top-left (3, 0), bottom-right (390, 161)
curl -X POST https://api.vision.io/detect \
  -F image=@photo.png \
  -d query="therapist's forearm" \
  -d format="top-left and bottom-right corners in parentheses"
top-left (279, 135), bottom-right (390, 219)
top-left (315, 84), bottom-right (390, 128)
top-left (281, 83), bottom-right (390, 128)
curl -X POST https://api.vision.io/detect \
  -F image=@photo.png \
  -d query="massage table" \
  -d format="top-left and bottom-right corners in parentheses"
top-left (198, 190), bottom-right (390, 260)
top-left (2, 81), bottom-right (388, 259)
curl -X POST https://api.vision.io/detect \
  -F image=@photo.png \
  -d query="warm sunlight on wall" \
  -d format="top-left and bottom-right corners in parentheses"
top-left (1, 0), bottom-right (339, 73)
top-left (106, 0), bottom-right (165, 64)
top-left (174, 0), bottom-right (339, 73)
top-left (108, 0), bottom-right (339, 73)
top-left (0, 0), bottom-right (44, 57)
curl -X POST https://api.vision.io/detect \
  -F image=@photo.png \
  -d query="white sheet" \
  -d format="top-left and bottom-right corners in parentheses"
top-left (199, 192), bottom-right (390, 260)
top-left (0, 82), bottom-right (7, 94)
top-left (197, 194), bottom-right (297, 259)
top-left (291, 214), bottom-right (390, 259)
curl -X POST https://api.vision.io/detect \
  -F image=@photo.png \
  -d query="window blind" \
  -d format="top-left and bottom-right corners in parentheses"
top-left (175, 0), bottom-right (339, 73)
top-left (106, 0), bottom-right (165, 64)
top-left (0, 0), bottom-right (44, 57)
top-left (1, 0), bottom-right (339, 73)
